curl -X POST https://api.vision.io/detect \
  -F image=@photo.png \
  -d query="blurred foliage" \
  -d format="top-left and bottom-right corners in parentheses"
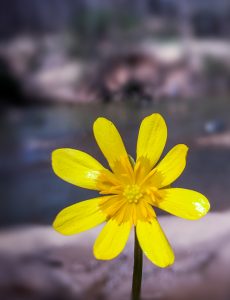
top-left (203, 56), bottom-right (230, 79)
top-left (149, 22), bottom-right (179, 40)
top-left (191, 11), bottom-right (223, 37)
top-left (203, 55), bottom-right (230, 94)
top-left (70, 8), bottom-right (140, 56)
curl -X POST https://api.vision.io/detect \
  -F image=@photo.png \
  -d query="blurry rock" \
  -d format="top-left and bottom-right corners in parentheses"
top-left (92, 52), bottom-right (161, 103)
top-left (196, 131), bottom-right (230, 148)
top-left (0, 212), bottom-right (230, 300)
top-left (1, 35), bottom-right (230, 104)
top-left (90, 51), bottom-right (200, 103)
top-left (25, 60), bottom-right (86, 103)
top-left (204, 119), bottom-right (226, 134)
top-left (0, 36), bottom-right (94, 104)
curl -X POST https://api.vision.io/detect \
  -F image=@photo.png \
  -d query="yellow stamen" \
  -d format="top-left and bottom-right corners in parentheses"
top-left (123, 185), bottom-right (143, 204)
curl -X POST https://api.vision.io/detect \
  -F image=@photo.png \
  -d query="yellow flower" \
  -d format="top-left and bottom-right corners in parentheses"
top-left (52, 113), bottom-right (210, 267)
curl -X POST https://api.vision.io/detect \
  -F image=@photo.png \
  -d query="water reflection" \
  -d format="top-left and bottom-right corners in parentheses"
top-left (1, 98), bottom-right (230, 226)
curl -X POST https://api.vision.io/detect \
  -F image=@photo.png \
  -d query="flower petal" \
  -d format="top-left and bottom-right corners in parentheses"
top-left (136, 114), bottom-right (167, 170)
top-left (153, 144), bottom-right (188, 188)
top-left (93, 117), bottom-right (131, 174)
top-left (53, 197), bottom-right (107, 235)
top-left (52, 148), bottom-right (106, 190)
top-left (136, 218), bottom-right (174, 267)
top-left (157, 188), bottom-right (210, 220)
top-left (94, 219), bottom-right (131, 260)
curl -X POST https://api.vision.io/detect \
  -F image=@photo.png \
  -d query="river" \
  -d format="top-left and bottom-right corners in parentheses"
top-left (1, 98), bottom-right (230, 227)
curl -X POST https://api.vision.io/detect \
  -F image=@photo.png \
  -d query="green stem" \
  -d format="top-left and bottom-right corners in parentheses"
top-left (131, 227), bottom-right (143, 300)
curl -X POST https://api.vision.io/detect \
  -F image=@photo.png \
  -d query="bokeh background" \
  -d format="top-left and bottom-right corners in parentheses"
top-left (1, 1), bottom-right (230, 300)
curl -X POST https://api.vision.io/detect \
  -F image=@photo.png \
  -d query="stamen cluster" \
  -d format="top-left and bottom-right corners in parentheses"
top-left (123, 184), bottom-right (143, 204)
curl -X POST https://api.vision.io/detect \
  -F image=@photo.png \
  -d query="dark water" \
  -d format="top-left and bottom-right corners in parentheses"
top-left (1, 98), bottom-right (230, 227)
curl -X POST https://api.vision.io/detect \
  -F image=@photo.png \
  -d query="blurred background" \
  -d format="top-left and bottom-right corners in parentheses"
top-left (0, 1), bottom-right (230, 299)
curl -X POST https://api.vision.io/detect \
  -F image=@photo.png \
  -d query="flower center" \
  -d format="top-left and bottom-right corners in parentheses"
top-left (123, 184), bottom-right (143, 204)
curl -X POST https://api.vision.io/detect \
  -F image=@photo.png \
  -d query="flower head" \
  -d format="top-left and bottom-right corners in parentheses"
top-left (52, 114), bottom-right (210, 267)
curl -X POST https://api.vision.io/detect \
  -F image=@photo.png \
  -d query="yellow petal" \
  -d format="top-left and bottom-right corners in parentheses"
top-left (93, 117), bottom-right (131, 174)
top-left (136, 219), bottom-right (174, 267)
top-left (136, 114), bottom-right (167, 170)
top-left (94, 219), bottom-right (131, 260)
top-left (53, 197), bottom-right (107, 235)
top-left (157, 188), bottom-right (210, 220)
top-left (52, 148), bottom-right (106, 190)
top-left (153, 144), bottom-right (188, 188)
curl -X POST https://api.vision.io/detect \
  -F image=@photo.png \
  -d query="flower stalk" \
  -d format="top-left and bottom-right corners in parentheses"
top-left (132, 228), bottom-right (143, 300)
